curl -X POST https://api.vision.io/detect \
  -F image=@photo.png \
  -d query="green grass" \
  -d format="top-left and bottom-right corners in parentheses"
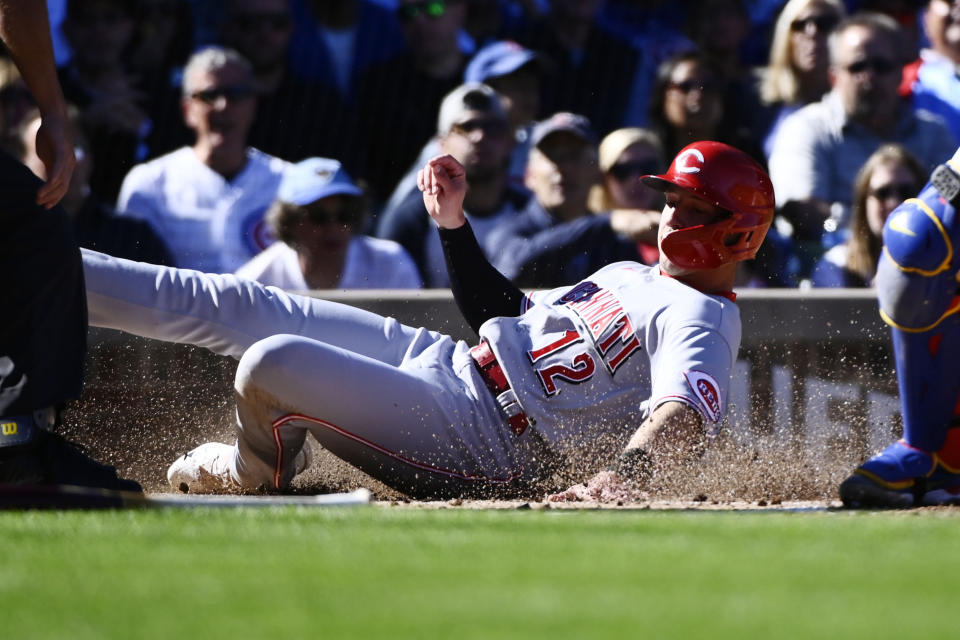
top-left (1, 506), bottom-right (957, 639)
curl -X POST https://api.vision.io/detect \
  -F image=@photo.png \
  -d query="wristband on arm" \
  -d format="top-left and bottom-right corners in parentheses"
top-left (931, 162), bottom-right (960, 207)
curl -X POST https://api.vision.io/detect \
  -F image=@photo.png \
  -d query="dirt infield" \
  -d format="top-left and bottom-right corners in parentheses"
top-left (62, 334), bottom-right (880, 508)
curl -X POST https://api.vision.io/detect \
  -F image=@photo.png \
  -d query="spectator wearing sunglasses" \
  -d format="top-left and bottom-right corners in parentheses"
top-left (757, 0), bottom-right (846, 158)
top-left (236, 157), bottom-right (421, 289)
top-left (220, 0), bottom-right (361, 170)
top-left (648, 51), bottom-right (765, 166)
top-left (116, 46), bottom-right (289, 272)
top-left (902, 0), bottom-right (960, 141)
top-left (377, 83), bottom-right (527, 287)
top-left (587, 127), bottom-right (664, 265)
top-left (685, 0), bottom-right (768, 143)
top-left (768, 12), bottom-right (956, 279)
top-left (811, 144), bottom-right (925, 287)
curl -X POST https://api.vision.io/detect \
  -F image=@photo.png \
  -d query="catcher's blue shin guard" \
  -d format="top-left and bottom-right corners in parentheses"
top-left (839, 440), bottom-right (935, 508)
top-left (839, 437), bottom-right (960, 508)
top-left (841, 153), bottom-right (960, 508)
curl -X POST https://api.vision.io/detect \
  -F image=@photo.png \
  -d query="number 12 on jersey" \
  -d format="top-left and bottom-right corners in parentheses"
top-left (526, 316), bottom-right (642, 397)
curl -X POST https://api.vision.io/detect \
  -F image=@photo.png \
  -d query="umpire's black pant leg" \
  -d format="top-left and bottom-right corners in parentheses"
top-left (0, 150), bottom-right (86, 416)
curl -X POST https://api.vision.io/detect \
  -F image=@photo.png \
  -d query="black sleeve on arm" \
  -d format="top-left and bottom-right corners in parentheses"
top-left (438, 222), bottom-right (526, 335)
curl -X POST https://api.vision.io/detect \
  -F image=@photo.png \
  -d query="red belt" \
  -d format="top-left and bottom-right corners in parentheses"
top-left (470, 340), bottom-right (532, 436)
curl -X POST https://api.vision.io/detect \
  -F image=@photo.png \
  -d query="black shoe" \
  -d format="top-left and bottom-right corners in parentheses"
top-left (0, 418), bottom-right (142, 493)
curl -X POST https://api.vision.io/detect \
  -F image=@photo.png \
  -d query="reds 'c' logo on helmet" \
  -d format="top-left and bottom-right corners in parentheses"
top-left (674, 149), bottom-right (704, 174)
top-left (641, 141), bottom-right (775, 270)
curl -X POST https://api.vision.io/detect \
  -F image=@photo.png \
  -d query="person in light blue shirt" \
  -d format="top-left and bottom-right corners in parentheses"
top-left (768, 12), bottom-right (956, 277)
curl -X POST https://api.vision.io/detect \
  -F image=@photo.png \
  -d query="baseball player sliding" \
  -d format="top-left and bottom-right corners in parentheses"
top-left (82, 142), bottom-right (774, 499)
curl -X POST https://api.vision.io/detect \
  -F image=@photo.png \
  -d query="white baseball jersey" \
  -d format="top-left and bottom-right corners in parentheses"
top-left (481, 262), bottom-right (740, 451)
top-left (236, 237), bottom-right (423, 290)
top-left (116, 147), bottom-right (289, 273)
top-left (82, 251), bottom-right (740, 498)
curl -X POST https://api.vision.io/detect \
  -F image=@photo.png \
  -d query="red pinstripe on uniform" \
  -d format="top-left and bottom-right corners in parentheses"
top-left (270, 413), bottom-right (522, 488)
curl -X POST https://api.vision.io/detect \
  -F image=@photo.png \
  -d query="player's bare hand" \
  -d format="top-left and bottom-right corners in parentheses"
top-left (547, 470), bottom-right (647, 504)
top-left (418, 154), bottom-right (467, 229)
top-left (34, 111), bottom-right (75, 209)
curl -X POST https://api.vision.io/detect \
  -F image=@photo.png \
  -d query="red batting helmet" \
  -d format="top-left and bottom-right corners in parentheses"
top-left (641, 141), bottom-right (775, 270)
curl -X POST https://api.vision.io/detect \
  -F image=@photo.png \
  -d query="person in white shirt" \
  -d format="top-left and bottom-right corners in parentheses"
top-left (237, 157), bottom-right (421, 290)
top-left (116, 46), bottom-right (288, 272)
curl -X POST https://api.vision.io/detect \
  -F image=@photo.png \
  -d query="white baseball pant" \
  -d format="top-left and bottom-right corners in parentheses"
top-left (82, 249), bottom-right (550, 498)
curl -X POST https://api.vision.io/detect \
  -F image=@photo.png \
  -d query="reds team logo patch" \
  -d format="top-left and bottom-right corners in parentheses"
top-left (683, 370), bottom-right (722, 423)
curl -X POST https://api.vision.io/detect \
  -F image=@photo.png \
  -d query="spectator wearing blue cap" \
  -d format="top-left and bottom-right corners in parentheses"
top-left (237, 157), bottom-right (422, 290)
top-left (464, 39), bottom-right (544, 191)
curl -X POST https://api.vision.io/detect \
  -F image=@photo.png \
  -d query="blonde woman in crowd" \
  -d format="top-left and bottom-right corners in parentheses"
top-left (811, 144), bottom-right (925, 287)
top-left (589, 127), bottom-right (664, 265)
top-left (758, 0), bottom-right (846, 157)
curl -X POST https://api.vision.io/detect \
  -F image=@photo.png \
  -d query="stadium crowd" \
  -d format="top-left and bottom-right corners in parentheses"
top-left (7, 0), bottom-right (958, 290)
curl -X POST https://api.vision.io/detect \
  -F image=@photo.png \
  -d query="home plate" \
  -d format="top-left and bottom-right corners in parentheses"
top-left (148, 488), bottom-right (374, 508)
top-left (0, 484), bottom-right (373, 510)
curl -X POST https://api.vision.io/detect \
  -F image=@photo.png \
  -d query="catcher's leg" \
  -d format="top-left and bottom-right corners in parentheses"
top-left (840, 152), bottom-right (960, 507)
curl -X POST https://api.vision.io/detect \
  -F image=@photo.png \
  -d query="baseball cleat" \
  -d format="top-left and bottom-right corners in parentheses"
top-left (167, 442), bottom-right (238, 494)
top-left (0, 420), bottom-right (142, 493)
top-left (838, 440), bottom-right (935, 508)
top-left (167, 439), bottom-right (313, 494)
top-left (920, 460), bottom-right (960, 506)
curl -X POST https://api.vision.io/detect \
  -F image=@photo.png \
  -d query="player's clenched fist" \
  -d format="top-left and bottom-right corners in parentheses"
top-left (419, 154), bottom-right (467, 230)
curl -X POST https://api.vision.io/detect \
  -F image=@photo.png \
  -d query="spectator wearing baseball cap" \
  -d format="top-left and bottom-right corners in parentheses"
top-left (464, 39), bottom-right (545, 190)
top-left (380, 41), bottom-right (543, 213)
top-left (236, 157), bottom-right (422, 290)
top-left (377, 82), bottom-right (530, 287)
top-left (464, 40), bottom-right (542, 128)
top-left (485, 111), bottom-right (651, 286)
top-left (527, 111), bottom-right (597, 150)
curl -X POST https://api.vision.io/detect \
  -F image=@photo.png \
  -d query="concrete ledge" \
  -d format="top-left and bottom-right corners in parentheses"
top-left (288, 287), bottom-right (888, 344)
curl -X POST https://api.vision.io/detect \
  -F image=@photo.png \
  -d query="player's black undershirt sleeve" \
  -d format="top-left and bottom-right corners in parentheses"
top-left (438, 222), bottom-right (525, 335)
